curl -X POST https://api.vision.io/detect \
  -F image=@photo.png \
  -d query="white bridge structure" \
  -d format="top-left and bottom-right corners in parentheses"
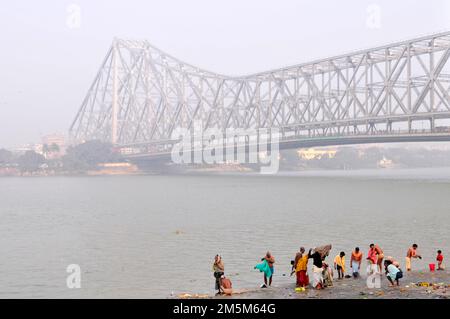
top-left (69, 31), bottom-right (450, 159)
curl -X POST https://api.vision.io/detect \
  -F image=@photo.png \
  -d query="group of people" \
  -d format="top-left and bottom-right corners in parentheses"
top-left (212, 244), bottom-right (445, 295)
top-left (292, 243), bottom-right (445, 289)
top-left (292, 244), bottom-right (334, 289)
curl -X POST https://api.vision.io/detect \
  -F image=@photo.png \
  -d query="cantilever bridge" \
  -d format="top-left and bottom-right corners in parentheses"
top-left (69, 32), bottom-right (450, 160)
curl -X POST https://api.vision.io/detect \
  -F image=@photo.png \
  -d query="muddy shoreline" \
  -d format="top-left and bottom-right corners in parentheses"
top-left (178, 270), bottom-right (448, 299)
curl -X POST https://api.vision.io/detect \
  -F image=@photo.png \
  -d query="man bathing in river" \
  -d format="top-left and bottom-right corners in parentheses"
top-left (367, 244), bottom-right (384, 273)
top-left (334, 251), bottom-right (346, 279)
top-left (262, 251), bottom-right (275, 288)
top-left (374, 244), bottom-right (384, 273)
top-left (367, 245), bottom-right (378, 275)
top-left (350, 247), bottom-right (362, 278)
top-left (212, 255), bottom-right (224, 295)
top-left (406, 244), bottom-right (422, 271)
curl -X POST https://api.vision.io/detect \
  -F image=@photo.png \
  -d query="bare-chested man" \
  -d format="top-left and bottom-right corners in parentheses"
top-left (406, 244), bottom-right (422, 271)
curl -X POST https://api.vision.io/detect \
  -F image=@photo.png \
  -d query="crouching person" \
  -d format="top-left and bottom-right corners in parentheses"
top-left (384, 260), bottom-right (402, 286)
top-left (219, 275), bottom-right (233, 296)
top-left (322, 263), bottom-right (333, 287)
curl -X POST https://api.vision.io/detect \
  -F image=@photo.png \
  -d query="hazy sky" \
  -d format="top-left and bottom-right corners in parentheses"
top-left (0, 0), bottom-right (449, 148)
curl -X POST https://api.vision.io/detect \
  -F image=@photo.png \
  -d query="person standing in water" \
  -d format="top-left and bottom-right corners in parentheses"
top-left (374, 244), bottom-right (384, 273)
top-left (294, 247), bottom-right (309, 287)
top-left (367, 244), bottom-right (378, 275)
top-left (334, 251), bottom-right (346, 279)
top-left (262, 251), bottom-right (275, 287)
top-left (350, 247), bottom-right (363, 278)
top-left (436, 250), bottom-right (445, 270)
top-left (308, 245), bottom-right (332, 289)
top-left (405, 244), bottom-right (422, 271)
top-left (213, 255), bottom-right (224, 295)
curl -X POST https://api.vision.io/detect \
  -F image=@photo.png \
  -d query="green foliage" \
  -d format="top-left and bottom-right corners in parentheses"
top-left (0, 148), bottom-right (14, 165)
top-left (17, 150), bottom-right (45, 172)
top-left (62, 140), bottom-right (121, 171)
top-left (50, 143), bottom-right (60, 153)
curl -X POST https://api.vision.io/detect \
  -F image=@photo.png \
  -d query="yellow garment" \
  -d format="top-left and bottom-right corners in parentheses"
top-left (405, 257), bottom-right (411, 270)
top-left (296, 255), bottom-right (308, 272)
top-left (334, 255), bottom-right (346, 273)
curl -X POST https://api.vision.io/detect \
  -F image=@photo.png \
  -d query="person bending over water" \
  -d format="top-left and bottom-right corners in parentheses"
top-left (350, 247), bottom-right (362, 278)
top-left (405, 244), bottom-right (422, 271)
top-left (262, 251), bottom-right (275, 288)
top-left (219, 275), bottom-right (233, 295)
top-left (334, 251), bottom-right (346, 279)
top-left (308, 245), bottom-right (332, 289)
top-left (322, 262), bottom-right (333, 287)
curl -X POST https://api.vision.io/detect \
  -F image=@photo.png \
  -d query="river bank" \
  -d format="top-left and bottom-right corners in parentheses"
top-left (177, 270), bottom-right (449, 299)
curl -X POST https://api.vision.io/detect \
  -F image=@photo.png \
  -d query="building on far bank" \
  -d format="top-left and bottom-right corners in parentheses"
top-left (42, 133), bottom-right (66, 159)
top-left (13, 143), bottom-right (43, 155)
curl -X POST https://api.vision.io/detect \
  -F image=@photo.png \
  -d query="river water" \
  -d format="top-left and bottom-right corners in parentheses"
top-left (0, 168), bottom-right (449, 298)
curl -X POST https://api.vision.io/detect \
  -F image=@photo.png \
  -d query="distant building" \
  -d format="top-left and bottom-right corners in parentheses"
top-left (13, 143), bottom-right (43, 155)
top-left (42, 133), bottom-right (66, 159)
top-left (42, 133), bottom-right (65, 146)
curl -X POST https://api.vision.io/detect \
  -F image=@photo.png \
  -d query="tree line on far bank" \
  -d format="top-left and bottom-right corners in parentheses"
top-left (0, 140), bottom-right (122, 174)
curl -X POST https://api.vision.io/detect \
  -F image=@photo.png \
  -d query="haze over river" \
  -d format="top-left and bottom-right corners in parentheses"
top-left (0, 168), bottom-right (449, 298)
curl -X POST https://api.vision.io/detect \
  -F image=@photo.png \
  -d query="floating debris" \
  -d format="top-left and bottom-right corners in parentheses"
top-left (417, 282), bottom-right (431, 287)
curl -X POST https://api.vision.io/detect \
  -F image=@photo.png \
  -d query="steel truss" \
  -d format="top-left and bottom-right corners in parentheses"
top-left (70, 32), bottom-right (450, 152)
